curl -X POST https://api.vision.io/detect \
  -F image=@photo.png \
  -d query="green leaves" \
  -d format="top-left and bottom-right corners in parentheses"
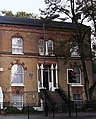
top-left (1, 10), bottom-right (38, 19)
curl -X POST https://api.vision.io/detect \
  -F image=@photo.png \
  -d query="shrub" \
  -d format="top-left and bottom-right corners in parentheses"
top-left (5, 106), bottom-right (21, 114)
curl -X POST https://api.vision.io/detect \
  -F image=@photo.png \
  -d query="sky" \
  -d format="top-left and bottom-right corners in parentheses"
top-left (0, 0), bottom-right (90, 27)
top-left (0, 0), bottom-right (46, 16)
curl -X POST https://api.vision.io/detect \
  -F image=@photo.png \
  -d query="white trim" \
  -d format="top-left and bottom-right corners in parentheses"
top-left (67, 68), bottom-right (81, 85)
top-left (0, 68), bottom-right (4, 71)
top-left (39, 39), bottom-right (54, 56)
top-left (51, 64), bottom-right (54, 91)
top-left (71, 84), bottom-right (83, 87)
top-left (12, 52), bottom-right (24, 55)
top-left (11, 64), bottom-right (24, 85)
top-left (38, 63), bottom-right (58, 92)
top-left (11, 84), bottom-right (25, 86)
top-left (12, 94), bottom-right (23, 110)
top-left (55, 64), bottom-right (58, 89)
top-left (0, 87), bottom-right (3, 109)
top-left (12, 37), bottom-right (23, 55)
top-left (41, 64), bottom-right (44, 88)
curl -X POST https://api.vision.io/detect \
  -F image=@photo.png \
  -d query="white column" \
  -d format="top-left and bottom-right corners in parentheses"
top-left (51, 64), bottom-right (54, 91)
top-left (55, 64), bottom-right (58, 89)
top-left (40, 64), bottom-right (44, 88)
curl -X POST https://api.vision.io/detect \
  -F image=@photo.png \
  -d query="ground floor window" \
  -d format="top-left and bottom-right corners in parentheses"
top-left (73, 94), bottom-right (82, 100)
top-left (67, 66), bottom-right (81, 85)
top-left (73, 93), bottom-right (83, 105)
top-left (72, 86), bottom-right (83, 105)
top-left (12, 94), bottom-right (23, 110)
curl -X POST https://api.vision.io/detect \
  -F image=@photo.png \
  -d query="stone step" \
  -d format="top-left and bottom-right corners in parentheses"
top-left (47, 91), bottom-right (65, 104)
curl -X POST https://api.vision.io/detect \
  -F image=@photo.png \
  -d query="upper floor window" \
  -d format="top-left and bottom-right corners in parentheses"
top-left (70, 42), bottom-right (79, 57)
top-left (39, 39), bottom-right (44, 55)
top-left (11, 64), bottom-right (24, 86)
top-left (46, 40), bottom-right (53, 55)
top-left (12, 37), bottom-right (23, 54)
top-left (39, 39), bottom-right (54, 56)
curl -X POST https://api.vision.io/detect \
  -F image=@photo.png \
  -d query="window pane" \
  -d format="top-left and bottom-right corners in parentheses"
top-left (47, 40), bottom-right (53, 47)
top-left (12, 37), bottom-right (23, 54)
top-left (70, 42), bottom-right (79, 57)
top-left (12, 94), bottom-right (23, 109)
top-left (74, 67), bottom-right (80, 74)
top-left (73, 67), bottom-right (80, 83)
top-left (73, 94), bottom-right (82, 100)
top-left (11, 64), bottom-right (24, 84)
top-left (76, 76), bottom-right (80, 83)
top-left (39, 39), bottom-right (44, 55)
top-left (47, 40), bottom-right (53, 55)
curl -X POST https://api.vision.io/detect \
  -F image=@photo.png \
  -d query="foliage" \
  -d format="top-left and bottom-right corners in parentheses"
top-left (40, 0), bottom-right (96, 25)
top-left (4, 106), bottom-right (38, 114)
top-left (5, 106), bottom-right (20, 114)
top-left (1, 10), bottom-right (38, 19)
top-left (40, 0), bottom-right (82, 23)
top-left (21, 106), bottom-right (38, 113)
top-left (80, 0), bottom-right (96, 32)
top-left (80, 0), bottom-right (96, 50)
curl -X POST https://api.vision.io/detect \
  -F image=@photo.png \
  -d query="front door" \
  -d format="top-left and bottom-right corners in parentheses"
top-left (43, 70), bottom-right (49, 90)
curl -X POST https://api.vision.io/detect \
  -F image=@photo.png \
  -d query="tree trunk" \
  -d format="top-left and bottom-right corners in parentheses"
top-left (78, 28), bottom-right (90, 101)
top-left (80, 56), bottom-right (90, 101)
top-left (89, 81), bottom-right (96, 100)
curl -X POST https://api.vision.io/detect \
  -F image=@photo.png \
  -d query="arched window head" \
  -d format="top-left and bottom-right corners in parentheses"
top-left (11, 64), bottom-right (24, 86)
top-left (12, 37), bottom-right (23, 54)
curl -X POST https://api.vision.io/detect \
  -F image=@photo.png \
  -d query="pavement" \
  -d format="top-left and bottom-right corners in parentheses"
top-left (0, 113), bottom-right (96, 119)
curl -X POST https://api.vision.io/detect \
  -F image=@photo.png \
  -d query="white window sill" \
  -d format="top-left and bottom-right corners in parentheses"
top-left (71, 84), bottom-right (83, 87)
top-left (71, 55), bottom-right (80, 57)
top-left (11, 84), bottom-right (25, 86)
top-left (12, 53), bottom-right (24, 55)
top-left (39, 53), bottom-right (55, 56)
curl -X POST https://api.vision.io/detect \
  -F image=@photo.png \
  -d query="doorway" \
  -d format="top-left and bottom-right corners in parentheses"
top-left (43, 65), bottom-right (51, 90)
top-left (38, 64), bottom-right (58, 92)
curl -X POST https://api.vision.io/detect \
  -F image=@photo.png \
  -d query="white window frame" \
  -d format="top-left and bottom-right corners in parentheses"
top-left (39, 39), bottom-right (44, 55)
top-left (12, 37), bottom-right (23, 54)
top-left (70, 42), bottom-right (80, 57)
top-left (12, 94), bottom-right (23, 110)
top-left (46, 40), bottom-right (54, 55)
top-left (72, 93), bottom-right (83, 106)
top-left (11, 64), bottom-right (24, 86)
top-left (39, 39), bottom-right (54, 56)
top-left (67, 67), bottom-right (81, 85)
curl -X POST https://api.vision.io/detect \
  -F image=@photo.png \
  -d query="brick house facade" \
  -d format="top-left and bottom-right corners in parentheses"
top-left (0, 16), bottom-right (92, 110)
